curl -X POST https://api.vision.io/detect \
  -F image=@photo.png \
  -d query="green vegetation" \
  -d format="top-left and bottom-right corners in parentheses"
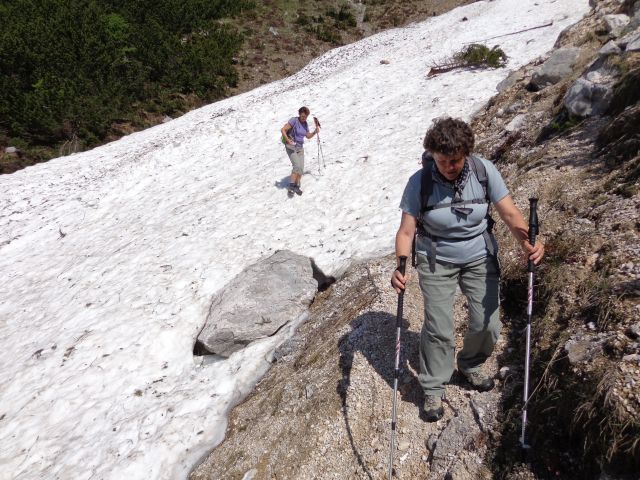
top-left (536, 108), bottom-right (582, 143)
top-left (0, 0), bottom-right (255, 157)
top-left (453, 44), bottom-right (507, 68)
top-left (296, 4), bottom-right (356, 44)
top-left (428, 43), bottom-right (507, 77)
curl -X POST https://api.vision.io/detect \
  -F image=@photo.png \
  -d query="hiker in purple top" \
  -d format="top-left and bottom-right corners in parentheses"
top-left (281, 106), bottom-right (319, 196)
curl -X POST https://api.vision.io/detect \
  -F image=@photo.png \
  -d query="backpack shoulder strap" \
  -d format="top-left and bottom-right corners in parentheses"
top-left (420, 151), bottom-right (435, 214)
top-left (469, 154), bottom-right (489, 201)
top-left (469, 154), bottom-right (497, 235)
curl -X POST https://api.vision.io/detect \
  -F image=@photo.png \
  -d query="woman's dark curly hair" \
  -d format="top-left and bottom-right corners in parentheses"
top-left (423, 117), bottom-right (474, 156)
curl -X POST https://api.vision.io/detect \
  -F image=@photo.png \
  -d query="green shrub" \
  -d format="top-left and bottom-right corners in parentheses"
top-left (326, 5), bottom-right (356, 28)
top-left (454, 44), bottom-right (507, 68)
top-left (0, 0), bottom-right (254, 151)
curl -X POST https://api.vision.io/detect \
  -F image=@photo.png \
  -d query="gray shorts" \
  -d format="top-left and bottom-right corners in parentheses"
top-left (285, 145), bottom-right (304, 174)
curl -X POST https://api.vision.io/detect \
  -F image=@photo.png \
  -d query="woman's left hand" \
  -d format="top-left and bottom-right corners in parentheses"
top-left (522, 239), bottom-right (544, 265)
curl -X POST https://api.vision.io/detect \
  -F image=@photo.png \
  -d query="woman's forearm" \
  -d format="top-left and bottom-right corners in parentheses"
top-left (395, 230), bottom-right (414, 264)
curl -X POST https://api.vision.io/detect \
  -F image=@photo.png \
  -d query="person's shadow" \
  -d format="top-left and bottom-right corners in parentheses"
top-left (274, 176), bottom-right (291, 190)
top-left (274, 170), bottom-right (321, 192)
top-left (336, 310), bottom-right (422, 479)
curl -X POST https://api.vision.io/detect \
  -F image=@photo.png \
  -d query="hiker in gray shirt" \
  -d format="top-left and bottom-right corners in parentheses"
top-left (390, 117), bottom-right (545, 422)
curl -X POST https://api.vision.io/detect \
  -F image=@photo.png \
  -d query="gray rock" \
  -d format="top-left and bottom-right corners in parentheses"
top-left (563, 77), bottom-right (614, 117)
top-left (505, 101), bottom-right (524, 114)
top-left (162, 115), bottom-right (173, 123)
top-left (398, 440), bottom-right (410, 451)
top-left (622, 354), bottom-right (640, 363)
top-left (268, 26), bottom-right (278, 36)
top-left (565, 335), bottom-right (604, 364)
top-left (602, 14), bottom-right (630, 37)
top-left (505, 114), bottom-right (528, 132)
top-left (626, 322), bottom-right (640, 339)
top-left (469, 391), bottom-right (500, 433)
top-left (430, 411), bottom-right (480, 473)
top-left (197, 250), bottom-right (318, 356)
top-left (426, 434), bottom-right (438, 451)
top-left (5, 146), bottom-right (18, 154)
top-left (305, 384), bottom-right (316, 399)
top-left (496, 70), bottom-right (524, 92)
top-left (599, 40), bottom-right (622, 56)
top-left (445, 455), bottom-right (492, 480)
top-left (497, 366), bottom-right (510, 380)
top-left (616, 30), bottom-right (640, 48)
top-left (530, 48), bottom-right (581, 89)
top-left (626, 32), bottom-right (640, 51)
top-left (241, 469), bottom-right (258, 480)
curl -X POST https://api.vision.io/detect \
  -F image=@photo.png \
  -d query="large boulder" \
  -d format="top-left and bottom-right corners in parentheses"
top-left (563, 67), bottom-right (617, 117)
top-left (602, 14), bottom-right (630, 37)
top-left (197, 250), bottom-right (318, 357)
top-left (530, 48), bottom-right (581, 90)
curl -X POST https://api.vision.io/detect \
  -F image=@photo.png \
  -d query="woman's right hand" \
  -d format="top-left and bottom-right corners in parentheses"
top-left (390, 269), bottom-right (408, 294)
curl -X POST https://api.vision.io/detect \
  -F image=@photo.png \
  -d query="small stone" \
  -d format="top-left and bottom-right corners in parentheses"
top-left (626, 323), bottom-right (640, 339)
top-left (587, 321), bottom-right (597, 331)
top-left (505, 101), bottom-right (523, 114)
top-left (505, 114), bottom-right (527, 132)
top-left (241, 469), bottom-right (258, 480)
top-left (398, 441), bottom-right (410, 451)
top-left (305, 384), bottom-right (316, 399)
top-left (623, 354), bottom-right (640, 363)
top-left (498, 366), bottom-right (510, 379)
top-left (426, 434), bottom-right (438, 451)
top-left (5, 146), bottom-right (17, 154)
top-left (380, 59), bottom-right (390, 64)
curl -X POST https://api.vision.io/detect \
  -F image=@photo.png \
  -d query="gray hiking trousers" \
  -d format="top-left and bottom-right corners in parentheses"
top-left (416, 253), bottom-right (501, 397)
top-left (285, 144), bottom-right (304, 174)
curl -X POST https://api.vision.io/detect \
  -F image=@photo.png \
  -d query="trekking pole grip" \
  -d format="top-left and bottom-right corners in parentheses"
top-left (397, 256), bottom-right (407, 277)
top-left (528, 198), bottom-right (539, 273)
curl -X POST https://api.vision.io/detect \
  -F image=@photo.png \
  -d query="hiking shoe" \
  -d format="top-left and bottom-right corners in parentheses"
top-left (292, 184), bottom-right (303, 196)
top-left (423, 395), bottom-right (444, 422)
top-left (461, 369), bottom-right (495, 392)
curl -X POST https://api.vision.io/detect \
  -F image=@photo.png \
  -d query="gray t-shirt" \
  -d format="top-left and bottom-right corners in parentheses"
top-left (399, 156), bottom-right (509, 264)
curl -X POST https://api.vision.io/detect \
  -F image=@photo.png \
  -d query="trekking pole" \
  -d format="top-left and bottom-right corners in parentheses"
top-left (316, 134), bottom-right (323, 175)
top-left (388, 256), bottom-right (407, 479)
top-left (313, 116), bottom-right (326, 172)
top-left (520, 198), bottom-right (539, 450)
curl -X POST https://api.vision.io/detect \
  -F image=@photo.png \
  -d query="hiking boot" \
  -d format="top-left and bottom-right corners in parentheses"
top-left (461, 369), bottom-right (495, 392)
top-left (292, 184), bottom-right (303, 196)
top-left (422, 395), bottom-right (444, 422)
